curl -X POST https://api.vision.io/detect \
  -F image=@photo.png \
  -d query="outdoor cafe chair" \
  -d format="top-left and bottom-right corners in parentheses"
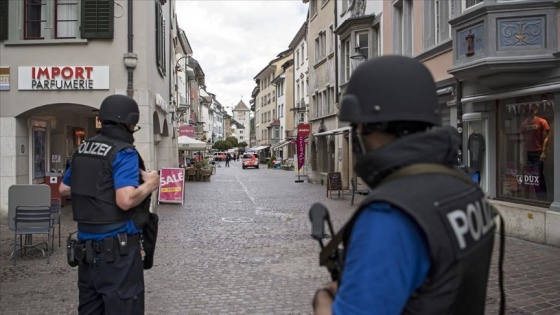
top-left (12, 205), bottom-right (52, 265)
top-left (185, 167), bottom-right (197, 182)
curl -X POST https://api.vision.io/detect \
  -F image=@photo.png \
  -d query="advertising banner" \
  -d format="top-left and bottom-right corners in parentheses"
top-left (158, 168), bottom-right (185, 204)
top-left (178, 125), bottom-right (195, 137)
top-left (297, 124), bottom-right (310, 170)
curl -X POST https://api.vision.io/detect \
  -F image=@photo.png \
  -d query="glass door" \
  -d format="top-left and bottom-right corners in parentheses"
top-left (463, 112), bottom-right (488, 191)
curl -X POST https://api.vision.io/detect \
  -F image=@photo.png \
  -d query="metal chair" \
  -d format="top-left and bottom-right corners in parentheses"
top-left (50, 198), bottom-right (62, 248)
top-left (12, 205), bottom-right (52, 265)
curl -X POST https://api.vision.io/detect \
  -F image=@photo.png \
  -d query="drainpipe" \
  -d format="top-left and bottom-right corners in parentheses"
top-left (123, 0), bottom-right (137, 97)
top-left (169, 1), bottom-right (174, 112)
top-left (334, 1), bottom-right (338, 109)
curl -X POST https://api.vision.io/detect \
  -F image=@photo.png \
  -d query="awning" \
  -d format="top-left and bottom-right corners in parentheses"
top-left (251, 145), bottom-right (270, 151)
top-left (271, 139), bottom-right (292, 150)
top-left (313, 126), bottom-right (352, 137)
top-left (177, 136), bottom-right (206, 150)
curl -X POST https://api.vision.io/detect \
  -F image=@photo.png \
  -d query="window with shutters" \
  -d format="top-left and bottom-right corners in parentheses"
top-left (155, 0), bottom-right (166, 76)
top-left (1, 0), bottom-right (113, 42)
top-left (81, 0), bottom-right (113, 39)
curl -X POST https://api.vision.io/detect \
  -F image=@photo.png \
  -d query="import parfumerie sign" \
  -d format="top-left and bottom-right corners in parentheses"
top-left (18, 66), bottom-right (110, 90)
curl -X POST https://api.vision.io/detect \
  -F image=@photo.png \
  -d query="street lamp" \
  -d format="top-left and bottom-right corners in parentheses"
top-left (350, 44), bottom-right (366, 69)
top-left (175, 55), bottom-right (189, 72)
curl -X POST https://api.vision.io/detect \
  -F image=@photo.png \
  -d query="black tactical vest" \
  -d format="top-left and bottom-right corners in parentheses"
top-left (343, 169), bottom-right (495, 315)
top-left (70, 134), bottom-right (147, 232)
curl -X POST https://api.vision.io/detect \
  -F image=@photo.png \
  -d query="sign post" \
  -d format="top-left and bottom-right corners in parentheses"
top-left (327, 172), bottom-right (343, 199)
top-left (158, 168), bottom-right (185, 204)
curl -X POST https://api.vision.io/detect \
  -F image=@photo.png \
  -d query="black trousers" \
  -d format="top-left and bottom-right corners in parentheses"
top-left (78, 244), bottom-right (144, 315)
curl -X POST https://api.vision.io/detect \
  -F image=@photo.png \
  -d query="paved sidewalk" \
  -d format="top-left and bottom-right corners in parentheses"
top-left (1, 166), bottom-right (559, 314)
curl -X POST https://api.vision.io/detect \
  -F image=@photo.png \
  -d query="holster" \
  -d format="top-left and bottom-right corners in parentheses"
top-left (66, 232), bottom-right (80, 267)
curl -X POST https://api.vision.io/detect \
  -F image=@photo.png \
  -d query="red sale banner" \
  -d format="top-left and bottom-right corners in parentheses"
top-left (158, 168), bottom-right (185, 204)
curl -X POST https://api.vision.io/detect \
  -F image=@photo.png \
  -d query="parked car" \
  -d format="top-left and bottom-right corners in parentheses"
top-left (242, 153), bottom-right (259, 169)
top-left (212, 152), bottom-right (227, 161)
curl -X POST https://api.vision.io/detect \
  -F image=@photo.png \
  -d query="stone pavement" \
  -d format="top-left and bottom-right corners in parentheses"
top-left (1, 162), bottom-right (559, 314)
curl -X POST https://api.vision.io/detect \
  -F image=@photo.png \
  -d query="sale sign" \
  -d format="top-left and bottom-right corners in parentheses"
top-left (158, 168), bottom-right (185, 204)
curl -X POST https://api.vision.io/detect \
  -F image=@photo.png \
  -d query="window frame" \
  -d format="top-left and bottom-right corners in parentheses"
top-left (24, 0), bottom-right (47, 40)
top-left (55, 0), bottom-right (79, 39)
top-left (155, 0), bottom-right (166, 76)
top-left (342, 37), bottom-right (351, 83)
top-left (463, 0), bottom-right (484, 11)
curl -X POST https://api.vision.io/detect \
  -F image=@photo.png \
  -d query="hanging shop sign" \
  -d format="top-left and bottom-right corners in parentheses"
top-left (178, 125), bottom-right (195, 137)
top-left (18, 66), bottom-right (110, 90)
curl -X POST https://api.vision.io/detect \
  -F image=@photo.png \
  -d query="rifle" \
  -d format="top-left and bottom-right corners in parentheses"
top-left (308, 203), bottom-right (345, 281)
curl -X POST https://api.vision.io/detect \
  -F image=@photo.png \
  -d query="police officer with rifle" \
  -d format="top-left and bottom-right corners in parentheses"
top-left (60, 94), bottom-right (159, 315)
top-left (310, 56), bottom-right (504, 315)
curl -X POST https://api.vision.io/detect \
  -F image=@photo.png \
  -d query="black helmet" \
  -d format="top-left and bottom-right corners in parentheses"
top-left (98, 94), bottom-right (140, 125)
top-left (339, 55), bottom-right (441, 126)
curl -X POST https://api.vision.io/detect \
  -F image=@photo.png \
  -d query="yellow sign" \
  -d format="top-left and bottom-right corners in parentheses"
top-left (161, 187), bottom-right (182, 193)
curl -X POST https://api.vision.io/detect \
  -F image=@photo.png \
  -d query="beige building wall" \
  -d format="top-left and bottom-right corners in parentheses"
top-left (423, 50), bottom-right (454, 82)
top-left (0, 1), bottom-right (175, 215)
top-left (255, 66), bottom-right (276, 146)
top-left (382, 2), bottom-right (394, 55)
top-left (284, 63), bottom-right (295, 139)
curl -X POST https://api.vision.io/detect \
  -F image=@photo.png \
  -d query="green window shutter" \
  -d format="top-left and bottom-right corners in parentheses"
top-left (81, 0), bottom-right (114, 39)
top-left (0, 0), bottom-right (8, 41)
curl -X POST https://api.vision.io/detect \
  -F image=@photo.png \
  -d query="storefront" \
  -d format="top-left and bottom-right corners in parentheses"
top-left (461, 86), bottom-right (559, 246)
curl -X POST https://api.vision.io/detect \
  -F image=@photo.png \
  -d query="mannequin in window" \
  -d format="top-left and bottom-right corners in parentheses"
top-left (467, 122), bottom-right (485, 177)
top-left (519, 103), bottom-right (550, 196)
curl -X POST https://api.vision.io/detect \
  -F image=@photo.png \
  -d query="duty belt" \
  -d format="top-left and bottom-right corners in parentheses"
top-left (74, 233), bottom-right (141, 265)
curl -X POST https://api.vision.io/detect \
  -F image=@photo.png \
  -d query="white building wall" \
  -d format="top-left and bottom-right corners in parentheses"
top-left (0, 1), bottom-right (175, 215)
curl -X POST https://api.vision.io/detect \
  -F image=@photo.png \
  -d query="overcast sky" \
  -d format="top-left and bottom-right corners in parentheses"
top-left (176, 1), bottom-right (308, 114)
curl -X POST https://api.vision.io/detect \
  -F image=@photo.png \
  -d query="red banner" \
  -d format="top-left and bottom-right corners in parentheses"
top-left (297, 124), bottom-right (310, 170)
top-left (178, 125), bottom-right (195, 137)
top-left (158, 168), bottom-right (185, 204)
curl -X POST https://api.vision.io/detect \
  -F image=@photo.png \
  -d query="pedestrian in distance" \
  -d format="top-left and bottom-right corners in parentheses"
top-left (59, 94), bottom-right (160, 315)
top-left (312, 56), bottom-right (498, 315)
top-left (225, 153), bottom-right (231, 167)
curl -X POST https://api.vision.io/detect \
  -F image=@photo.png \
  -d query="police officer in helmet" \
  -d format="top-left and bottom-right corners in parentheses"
top-left (312, 56), bottom-right (496, 314)
top-left (60, 94), bottom-right (159, 314)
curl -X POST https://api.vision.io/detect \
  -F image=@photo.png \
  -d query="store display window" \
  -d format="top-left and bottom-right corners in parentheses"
top-left (32, 122), bottom-right (48, 180)
top-left (66, 126), bottom-right (85, 160)
top-left (497, 94), bottom-right (554, 204)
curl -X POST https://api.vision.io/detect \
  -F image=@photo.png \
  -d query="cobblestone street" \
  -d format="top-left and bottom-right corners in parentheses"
top-left (1, 161), bottom-right (559, 314)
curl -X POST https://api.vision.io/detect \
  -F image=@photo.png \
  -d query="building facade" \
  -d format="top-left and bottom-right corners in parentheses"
top-left (271, 58), bottom-right (296, 161)
top-left (0, 0), bottom-right (178, 214)
top-left (448, 0), bottom-right (560, 246)
top-left (305, 0), bottom-right (338, 186)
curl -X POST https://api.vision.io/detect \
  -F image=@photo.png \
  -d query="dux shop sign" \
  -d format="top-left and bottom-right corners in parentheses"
top-left (18, 66), bottom-right (110, 90)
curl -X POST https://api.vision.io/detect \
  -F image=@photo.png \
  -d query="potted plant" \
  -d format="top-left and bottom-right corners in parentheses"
top-left (268, 154), bottom-right (276, 169)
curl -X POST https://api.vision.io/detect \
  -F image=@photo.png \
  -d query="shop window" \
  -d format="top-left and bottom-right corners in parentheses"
top-left (498, 95), bottom-right (554, 204)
